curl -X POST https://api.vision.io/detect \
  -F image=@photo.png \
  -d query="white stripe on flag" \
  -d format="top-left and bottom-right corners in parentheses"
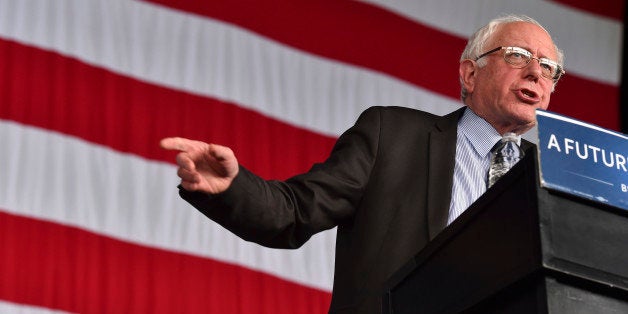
top-left (0, 0), bottom-right (462, 138)
top-left (0, 300), bottom-right (69, 314)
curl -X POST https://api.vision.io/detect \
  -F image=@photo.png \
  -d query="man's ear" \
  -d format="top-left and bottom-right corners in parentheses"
top-left (459, 59), bottom-right (477, 94)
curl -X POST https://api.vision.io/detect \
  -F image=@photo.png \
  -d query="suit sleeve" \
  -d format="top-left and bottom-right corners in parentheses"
top-left (178, 107), bottom-right (383, 249)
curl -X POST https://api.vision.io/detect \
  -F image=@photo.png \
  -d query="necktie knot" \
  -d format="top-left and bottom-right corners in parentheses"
top-left (487, 133), bottom-right (524, 188)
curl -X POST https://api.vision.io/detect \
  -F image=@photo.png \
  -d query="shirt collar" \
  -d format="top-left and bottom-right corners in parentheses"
top-left (458, 107), bottom-right (520, 158)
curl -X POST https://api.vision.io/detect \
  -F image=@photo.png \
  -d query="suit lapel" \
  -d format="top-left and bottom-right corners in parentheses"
top-left (426, 107), bottom-right (465, 240)
top-left (521, 139), bottom-right (535, 152)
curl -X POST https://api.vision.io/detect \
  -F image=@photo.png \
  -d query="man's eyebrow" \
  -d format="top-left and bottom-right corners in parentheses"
top-left (516, 45), bottom-right (556, 60)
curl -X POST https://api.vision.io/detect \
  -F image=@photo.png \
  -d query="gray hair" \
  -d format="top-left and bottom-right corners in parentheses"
top-left (459, 14), bottom-right (564, 101)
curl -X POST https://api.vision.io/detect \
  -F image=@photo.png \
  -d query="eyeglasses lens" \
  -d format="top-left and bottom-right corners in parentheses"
top-left (503, 48), bottom-right (558, 80)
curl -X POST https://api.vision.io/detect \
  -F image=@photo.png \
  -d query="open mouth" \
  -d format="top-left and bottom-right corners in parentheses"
top-left (518, 88), bottom-right (539, 103)
top-left (522, 89), bottom-right (536, 97)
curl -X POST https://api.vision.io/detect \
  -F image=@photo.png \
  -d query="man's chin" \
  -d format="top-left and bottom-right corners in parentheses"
top-left (511, 120), bottom-right (537, 135)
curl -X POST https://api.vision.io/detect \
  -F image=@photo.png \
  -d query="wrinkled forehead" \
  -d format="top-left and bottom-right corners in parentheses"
top-left (489, 22), bottom-right (557, 59)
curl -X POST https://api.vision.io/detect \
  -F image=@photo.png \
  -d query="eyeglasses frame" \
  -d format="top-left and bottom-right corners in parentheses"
top-left (474, 46), bottom-right (565, 81)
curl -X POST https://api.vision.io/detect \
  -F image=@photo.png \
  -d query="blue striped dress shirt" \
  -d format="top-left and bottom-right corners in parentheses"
top-left (447, 108), bottom-right (521, 225)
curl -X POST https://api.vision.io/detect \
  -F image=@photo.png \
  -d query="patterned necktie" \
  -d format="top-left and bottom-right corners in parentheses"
top-left (487, 133), bottom-right (524, 188)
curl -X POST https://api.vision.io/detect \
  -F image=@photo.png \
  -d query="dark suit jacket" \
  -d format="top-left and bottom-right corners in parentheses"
top-left (180, 106), bottom-right (475, 313)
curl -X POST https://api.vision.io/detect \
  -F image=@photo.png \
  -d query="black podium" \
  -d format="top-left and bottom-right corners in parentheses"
top-left (382, 151), bottom-right (628, 313)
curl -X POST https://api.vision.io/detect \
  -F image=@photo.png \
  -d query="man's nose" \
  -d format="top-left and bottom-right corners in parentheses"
top-left (524, 58), bottom-right (543, 82)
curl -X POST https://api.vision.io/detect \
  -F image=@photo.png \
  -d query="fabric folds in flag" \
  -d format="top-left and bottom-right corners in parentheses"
top-left (0, 0), bottom-right (623, 312)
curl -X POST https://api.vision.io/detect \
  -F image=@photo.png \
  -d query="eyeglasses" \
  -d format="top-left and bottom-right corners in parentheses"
top-left (475, 46), bottom-right (565, 81)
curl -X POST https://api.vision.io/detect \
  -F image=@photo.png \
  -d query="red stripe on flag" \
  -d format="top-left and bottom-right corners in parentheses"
top-left (549, 0), bottom-right (625, 21)
top-left (0, 38), bottom-right (336, 180)
top-left (550, 74), bottom-right (620, 130)
top-left (143, 0), bottom-right (465, 100)
top-left (0, 210), bottom-right (332, 313)
top-left (140, 0), bottom-right (620, 131)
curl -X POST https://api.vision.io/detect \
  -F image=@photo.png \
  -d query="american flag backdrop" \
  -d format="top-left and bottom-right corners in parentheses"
top-left (0, 0), bottom-right (623, 313)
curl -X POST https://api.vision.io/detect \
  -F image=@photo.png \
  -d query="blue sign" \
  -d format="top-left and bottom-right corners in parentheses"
top-left (536, 110), bottom-right (627, 211)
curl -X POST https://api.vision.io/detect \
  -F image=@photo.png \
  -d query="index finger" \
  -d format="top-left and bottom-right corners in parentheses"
top-left (160, 137), bottom-right (195, 152)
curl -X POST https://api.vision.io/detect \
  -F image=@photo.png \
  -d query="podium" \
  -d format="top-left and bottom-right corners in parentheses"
top-left (382, 151), bottom-right (628, 313)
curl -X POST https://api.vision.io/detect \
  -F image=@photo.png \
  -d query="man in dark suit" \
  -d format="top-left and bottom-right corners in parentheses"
top-left (161, 14), bottom-right (564, 313)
